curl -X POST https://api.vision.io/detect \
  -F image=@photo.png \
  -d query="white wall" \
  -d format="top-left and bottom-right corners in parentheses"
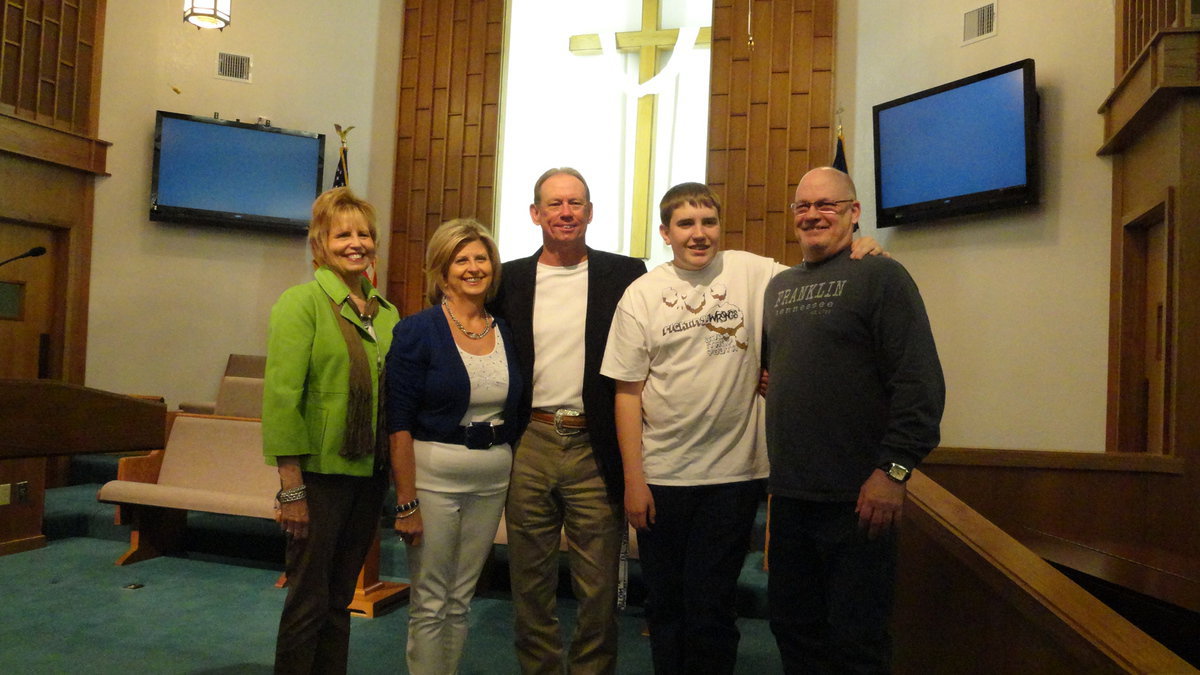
top-left (88, 1), bottom-right (402, 408)
top-left (837, 1), bottom-right (1115, 451)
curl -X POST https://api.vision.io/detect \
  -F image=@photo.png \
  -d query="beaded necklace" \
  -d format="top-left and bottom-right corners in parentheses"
top-left (442, 297), bottom-right (493, 340)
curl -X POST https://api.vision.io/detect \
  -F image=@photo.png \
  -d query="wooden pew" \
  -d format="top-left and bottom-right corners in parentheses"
top-left (97, 413), bottom-right (407, 617)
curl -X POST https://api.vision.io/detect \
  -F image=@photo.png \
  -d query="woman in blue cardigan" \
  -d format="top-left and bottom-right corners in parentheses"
top-left (385, 218), bottom-right (526, 674)
top-left (263, 188), bottom-right (399, 673)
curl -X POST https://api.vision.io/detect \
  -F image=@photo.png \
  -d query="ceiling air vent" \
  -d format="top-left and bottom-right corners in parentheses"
top-left (962, 3), bottom-right (996, 45)
top-left (216, 52), bottom-right (252, 82)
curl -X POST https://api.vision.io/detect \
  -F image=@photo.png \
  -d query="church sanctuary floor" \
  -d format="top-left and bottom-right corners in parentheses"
top-left (5, 489), bottom-right (781, 674)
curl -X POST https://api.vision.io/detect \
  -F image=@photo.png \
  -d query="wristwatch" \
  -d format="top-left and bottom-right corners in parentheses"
top-left (881, 462), bottom-right (912, 483)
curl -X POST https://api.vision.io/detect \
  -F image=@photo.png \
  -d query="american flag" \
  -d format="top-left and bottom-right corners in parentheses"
top-left (332, 142), bottom-right (349, 188)
top-left (832, 125), bottom-right (847, 173)
top-left (332, 123), bottom-right (375, 285)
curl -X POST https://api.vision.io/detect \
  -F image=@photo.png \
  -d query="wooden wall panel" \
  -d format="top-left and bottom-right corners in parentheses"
top-left (1, 0), bottom-right (103, 135)
top-left (708, 0), bottom-right (837, 266)
top-left (0, 0), bottom-right (107, 388)
top-left (388, 0), bottom-right (505, 316)
top-left (1071, 15), bottom-right (1200, 611)
top-left (1, 0), bottom-right (107, 496)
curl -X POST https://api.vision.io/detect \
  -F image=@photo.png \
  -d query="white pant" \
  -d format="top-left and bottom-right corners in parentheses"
top-left (405, 487), bottom-right (507, 675)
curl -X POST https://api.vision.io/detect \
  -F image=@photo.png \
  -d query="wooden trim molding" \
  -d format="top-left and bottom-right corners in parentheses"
top-left (1098, 29), bottom-right (1200, 155)
top-left (0, 112), bottom-right (109, 175)
top-left (926, 447), bottom-right (1186, 475)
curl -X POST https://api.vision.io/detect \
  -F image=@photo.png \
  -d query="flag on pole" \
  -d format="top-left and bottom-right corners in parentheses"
top-left (832, 124), bottom-right (848, 173)
top-left (831, 125), bottom-right (856, 230)
top-left (332, 123), bottom-right (376, 286)
top-left (332, 123), bottom-right (353, 188)
top-left (332, 143), bottom-right (348, 188)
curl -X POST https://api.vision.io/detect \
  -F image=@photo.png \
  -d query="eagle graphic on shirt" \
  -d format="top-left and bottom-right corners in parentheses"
top-left (660, 282), bottom-right (747, 356)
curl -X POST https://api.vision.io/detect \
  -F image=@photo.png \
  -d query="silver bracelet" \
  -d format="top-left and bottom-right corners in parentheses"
top-left (276, 485), bottom-right (307, 503)
top-left (394, 498), bottom-right (420, 519)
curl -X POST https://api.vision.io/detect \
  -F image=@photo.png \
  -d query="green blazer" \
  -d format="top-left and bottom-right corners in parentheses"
top-left (262, 267), bottom-right (400, 477)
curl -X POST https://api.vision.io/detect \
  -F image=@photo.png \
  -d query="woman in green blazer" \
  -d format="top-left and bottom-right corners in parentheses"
top-left (262, 187), bottom-right (399, 674)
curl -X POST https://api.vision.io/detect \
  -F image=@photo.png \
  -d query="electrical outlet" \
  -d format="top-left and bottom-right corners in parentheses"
top-left (15, 481), bottom-right (29, 503)
top-left (0, 483), bottom-right (10, 506)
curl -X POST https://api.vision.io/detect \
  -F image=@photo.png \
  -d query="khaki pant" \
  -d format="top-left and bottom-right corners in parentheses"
top-left (505, 421), bottom-right (624, 674)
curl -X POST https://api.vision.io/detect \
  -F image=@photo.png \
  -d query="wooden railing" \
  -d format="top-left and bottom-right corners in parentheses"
top-left (1117, 0), bottom-right (1198, 74)
top-left (893, 472), bottom-right (1194, 673)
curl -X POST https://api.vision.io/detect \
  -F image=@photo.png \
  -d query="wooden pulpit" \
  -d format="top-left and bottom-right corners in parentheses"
top-left (0, 379), bottom-right (167, 555)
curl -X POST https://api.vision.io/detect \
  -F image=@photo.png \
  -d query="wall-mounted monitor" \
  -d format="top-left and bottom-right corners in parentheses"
top-left (872, 59), bottom-right (1039, 227)
top-left (150, 111), bottom-right (325, 234)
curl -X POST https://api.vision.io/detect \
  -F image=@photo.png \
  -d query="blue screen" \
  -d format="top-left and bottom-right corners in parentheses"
top-left (876, 68), bottom-right (1027, 209)
top-left (155, 116), bottom-right (321, 222)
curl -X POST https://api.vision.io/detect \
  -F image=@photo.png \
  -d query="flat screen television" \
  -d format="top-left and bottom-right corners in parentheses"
top-left (872, 58), bottom-right (1039, 227)
top-left (150, 111), bottom-right (325, 234)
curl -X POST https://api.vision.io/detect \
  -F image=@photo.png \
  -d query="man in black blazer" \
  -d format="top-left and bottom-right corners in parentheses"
top-left (490, 167), bottom-right (646, 674)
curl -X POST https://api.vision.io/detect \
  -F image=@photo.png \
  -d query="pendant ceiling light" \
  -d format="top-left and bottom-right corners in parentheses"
top-left (183, 0), bottom-right (231, 30)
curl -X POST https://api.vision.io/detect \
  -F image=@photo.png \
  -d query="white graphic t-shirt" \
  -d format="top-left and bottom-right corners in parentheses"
top-left (601, 250), bottom-right (784, 485)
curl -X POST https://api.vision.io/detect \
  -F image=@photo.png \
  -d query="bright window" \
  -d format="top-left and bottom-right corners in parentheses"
top-left (497, 0), bottom-right (711, 269)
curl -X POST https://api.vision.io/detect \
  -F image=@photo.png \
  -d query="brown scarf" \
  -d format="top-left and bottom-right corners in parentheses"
top-left (327, 294), bottom-right (386, 462)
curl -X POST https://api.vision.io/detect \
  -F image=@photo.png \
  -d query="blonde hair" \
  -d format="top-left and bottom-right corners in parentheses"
top-left (424, 218), bottom-right (502, 304)
top-left (308, 187), bottom-right (378, 268)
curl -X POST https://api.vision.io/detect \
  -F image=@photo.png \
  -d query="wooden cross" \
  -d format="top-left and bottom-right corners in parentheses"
top-left (570, 0), bottom-right (711, 258)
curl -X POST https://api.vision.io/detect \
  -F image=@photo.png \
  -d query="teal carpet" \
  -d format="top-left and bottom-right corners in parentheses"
top-left (3, 481), bottom-right (782, 674)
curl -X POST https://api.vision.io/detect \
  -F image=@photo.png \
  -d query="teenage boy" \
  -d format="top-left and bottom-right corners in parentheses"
top-left (600, 182), bottom-right (880, 674)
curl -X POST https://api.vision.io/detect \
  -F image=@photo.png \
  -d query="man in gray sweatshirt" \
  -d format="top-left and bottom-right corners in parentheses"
top-left (762, 167), bottom-right (945, 674)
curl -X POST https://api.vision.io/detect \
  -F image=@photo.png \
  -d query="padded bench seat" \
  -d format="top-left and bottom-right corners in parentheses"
top-left (96, 412), bottom-right (410, 616)
top-left (97, 413), bottom-right (277, 564)
top-left (97, 483), bottom-right (276, 520)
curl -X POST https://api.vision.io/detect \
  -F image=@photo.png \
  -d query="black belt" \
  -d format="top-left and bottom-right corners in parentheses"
top-left (445, 421), bottom-right (508, 449)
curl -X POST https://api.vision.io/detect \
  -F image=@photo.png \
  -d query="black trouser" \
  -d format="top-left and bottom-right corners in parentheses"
top-left (637, 479), bottom-right (763, 675)
top-left (274, 471), bottom-right (387, 675)
top-left (767, 497), bottom-right (897, 675)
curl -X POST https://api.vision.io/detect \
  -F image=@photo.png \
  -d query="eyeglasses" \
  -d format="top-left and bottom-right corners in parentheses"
top-left (789, 199), bottom-right (854, 215)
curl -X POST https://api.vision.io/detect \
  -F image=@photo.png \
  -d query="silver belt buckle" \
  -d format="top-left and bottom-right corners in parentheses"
top-left (553, 408), bottom-right (584, 436)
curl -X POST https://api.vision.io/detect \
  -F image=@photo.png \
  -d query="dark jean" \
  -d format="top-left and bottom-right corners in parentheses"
top-left (767, 496), bottom-right (897, 674)
top-left (637, 479), bottom-right (764, 675)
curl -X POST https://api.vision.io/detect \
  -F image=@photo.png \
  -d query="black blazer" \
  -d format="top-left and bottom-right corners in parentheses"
top-left (490, 246), bottom-right (647, 502)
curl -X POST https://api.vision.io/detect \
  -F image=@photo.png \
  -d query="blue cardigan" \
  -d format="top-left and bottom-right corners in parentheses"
top-left (385, 304), bottom-right (526, 446)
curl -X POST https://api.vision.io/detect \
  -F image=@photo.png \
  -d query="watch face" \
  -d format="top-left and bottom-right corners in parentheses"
top-left (887, 464), bottom-right (910, 481)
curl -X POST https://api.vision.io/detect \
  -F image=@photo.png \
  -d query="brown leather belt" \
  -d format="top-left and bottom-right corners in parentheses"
top-left (531, 408), bottom-right (587, 436)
